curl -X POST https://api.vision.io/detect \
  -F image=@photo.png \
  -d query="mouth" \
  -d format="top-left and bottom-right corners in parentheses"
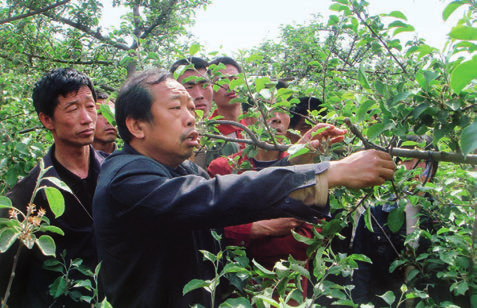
top-left (195, 103), bottom-right (207, 110)
top-left (184, 130), bottom-right (200, 147)
top-left (104, 127), bottom-right (117, 133)
top-left (226, 91), bottom-right (237, 99)
top-left (79, 128), bottom-right (94, 136)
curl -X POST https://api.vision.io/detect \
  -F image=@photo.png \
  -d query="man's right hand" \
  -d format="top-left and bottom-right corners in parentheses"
top-left (328, 149), bottom-right (395, 189)
top-left (249, 218), bottom-right (304, 239)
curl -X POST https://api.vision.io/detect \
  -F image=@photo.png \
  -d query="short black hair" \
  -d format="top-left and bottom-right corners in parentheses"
top-left (169, 57), bottom-right (209, 74)
top-left (32, 68), bottom-right (96, 118)
top-left (209, 57), bottom-right (242, 73)
top-left (289, 97), bottom-right (325, 129)
top-left (96, 91), bottom-right (109, 100)
top-left (115, 68), bottom-right (171, 144)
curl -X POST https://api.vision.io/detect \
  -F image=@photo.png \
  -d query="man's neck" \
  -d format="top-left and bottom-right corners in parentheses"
top-left (54, 143), bottom-right (91, 179)
top-left (216, 104), bottom-right (242, 122)
top-left (93, 140), bottom-right (115, 154)
top-left (255, 149), bottom-right (281, 162)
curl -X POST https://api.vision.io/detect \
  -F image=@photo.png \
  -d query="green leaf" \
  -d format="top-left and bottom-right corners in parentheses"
top-left (189, 43), bottom-right (200, 56)
top-left (219, 297), bottom-right (253, 308)
top-left (42, 177), bottom-right (73, 194)
top-left (358, 65), bottom-right (371, 89)
top-left (388, 20), bottom-right (409, 29)
top-left (287, 144), bottom-right (310, 159)
top-left (394, 25), bottom-right (415, 36)
top-left (0, 228), bottom-right (19, 253)
top-left (36, 235), bottom-right (56, 257)
top-left (49, 276), bottom-right (68, 298)
top-left (200, 250), bottom-right (217, 263)
top-left (39, 225), bottom-right (65, 236)
top-left (443, 1), bottom-right (465, 21)
top-left (350, 253), bottom-right (372, 263)
top-left (391, 91), bottom-right (411, 106)
top-left (364, 207), bottom-right (373, 232)
top-left (43, 187), bottom-right (65, 219)
top-left (367, 123), bottom-right (385, 140)
top-left (99, 103), bottom-right (116, 126)
top-left (100, 298), bottom-right (113, 308)
top-left (388, 208), bottom-right (404, 233)
top-left (450, 57), bottom-right (477, 94)
top-left (0, 196), bottom-right (12, 209)
top-left (406, 268), bottom-right (419, 282)
top-left (357, 100), bottom-right (377, 121)
top-left (73, 279), bottom-right (92, 289)
top-left (222, 263), bottom-right (249, 274)
top-left (460, 122), bottom-right (477, 155)
top-left (379, 290), bottom-right (396, 305)
top-left (383, 11), bottom-right (407, 20)
top-left (183, 279), bottom-right (209, 295)
top-left (449, 26), bottom-right (477, 41)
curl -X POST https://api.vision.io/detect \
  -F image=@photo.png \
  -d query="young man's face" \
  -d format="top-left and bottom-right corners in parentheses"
top-left (140, 79), bottom-right (199, 168)
top-left (268, 109), bottom-right (291, 140)
top-left (42, 86), bottom-right (97, 148)
top-left (95, 100), bottom-right (118, 144)
top-left (213, 64), bottom-right (239, 109)
top-left (177, 68), bottom-right (213, 117)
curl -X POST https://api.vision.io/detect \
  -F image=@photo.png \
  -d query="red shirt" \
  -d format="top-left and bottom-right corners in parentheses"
top-left (209, 109), bottom-right (247, 150)
top-left (208, 150), bottom-right (318, 269)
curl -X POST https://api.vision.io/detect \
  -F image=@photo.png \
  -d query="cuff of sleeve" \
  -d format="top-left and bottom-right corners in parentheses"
top-left (314, 162), bottom-right (330, 207)
top-left (314, 172), bottom-right (328, 207)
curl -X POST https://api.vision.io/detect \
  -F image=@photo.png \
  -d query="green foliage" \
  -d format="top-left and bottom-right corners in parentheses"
top-left (43, 251), bottom-right (109, 306)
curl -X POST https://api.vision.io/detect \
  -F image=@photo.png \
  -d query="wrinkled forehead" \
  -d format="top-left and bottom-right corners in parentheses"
top-left (151, 78), bottom-right (191, 102)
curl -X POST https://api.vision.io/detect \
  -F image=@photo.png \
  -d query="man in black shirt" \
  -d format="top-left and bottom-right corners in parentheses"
top-left (1, 68), bottom-right (104, 307)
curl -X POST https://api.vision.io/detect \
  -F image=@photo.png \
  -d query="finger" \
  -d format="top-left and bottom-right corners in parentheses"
top-left (329, 136), bottom-right (345, 144)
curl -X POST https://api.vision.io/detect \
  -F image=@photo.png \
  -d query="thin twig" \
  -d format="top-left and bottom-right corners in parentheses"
top-left (0, 0), bottom-right (70, 25)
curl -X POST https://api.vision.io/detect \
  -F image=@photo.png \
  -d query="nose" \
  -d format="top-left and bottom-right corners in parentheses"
top-left (269, 112), bottom-right (282, 125)
top-left (80, 106), bottom-right (95, 124)
top-left (190, 86), bottom-right (204, 101)
top-left (185, 108), bottom-right (196, 127)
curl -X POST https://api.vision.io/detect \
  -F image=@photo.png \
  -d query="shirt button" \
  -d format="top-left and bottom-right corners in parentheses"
top-left (240, 241), bottom-right (245, 245)
top-left (285, 198), bottom-right (291, 204)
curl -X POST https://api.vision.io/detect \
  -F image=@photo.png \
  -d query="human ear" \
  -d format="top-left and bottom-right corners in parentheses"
top-left (125, 117), bottom-right (146, 139)
top-left (38, 112), bottom-right (55, 130)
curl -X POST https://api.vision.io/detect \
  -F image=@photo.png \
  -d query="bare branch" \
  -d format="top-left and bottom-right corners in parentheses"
top-left (344, 118), bottom-right (477, 165)
top-left (0, 0), bottom-right (71, 25)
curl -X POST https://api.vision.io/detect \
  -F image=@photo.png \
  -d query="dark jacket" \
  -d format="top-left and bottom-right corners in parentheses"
top-left (93, 143), bottom-right (330, 308)
top-left (0, 145), bottom-right (104, 307)
top-left (352, 203), bottom-right (406, 306)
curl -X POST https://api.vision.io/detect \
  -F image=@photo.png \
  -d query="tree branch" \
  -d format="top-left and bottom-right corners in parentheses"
top-left (205, 120), bottom-right (289, 152)
top-left (352, 5), bottom-right (409, 76)
top-left (344, 118), bottom-right (477, 165)
top-left (42, 12), bottom-right (131, 51)
top-left (21, 52), bottom-right (112, 65)
top-left (139, 0), bottom-right (179, 41)
top-left (0, 0), bottom-right (71, 25)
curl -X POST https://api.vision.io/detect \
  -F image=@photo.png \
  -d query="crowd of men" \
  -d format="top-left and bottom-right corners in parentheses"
top-left (0, 58), bottom-right (400, 307)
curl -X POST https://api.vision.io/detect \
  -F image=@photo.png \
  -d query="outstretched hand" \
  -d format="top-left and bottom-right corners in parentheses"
top-left (297, 123), bottom-right (347, 150)
top-left (289, 123), bottom-right (347, 165)
top-left (328, 149), bottom-right (395, 189)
